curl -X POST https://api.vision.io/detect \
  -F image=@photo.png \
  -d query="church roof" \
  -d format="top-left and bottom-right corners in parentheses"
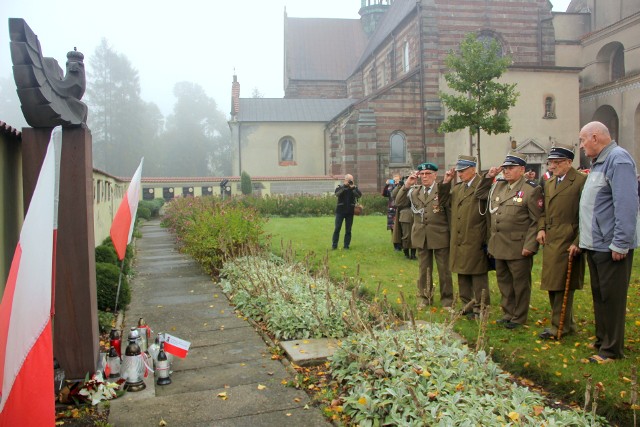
top-left (237, 98), bottom-right (356, 122)
top-left (355, 0), bottom-right (417, 70)
top-left (284, 17), bottom-right (368, 81)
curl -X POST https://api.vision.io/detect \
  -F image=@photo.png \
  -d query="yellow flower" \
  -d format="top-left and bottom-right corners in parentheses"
top-left (358, 396), bottom-right (367, 405)
top-left (508, 411), bottom-right (520, 422)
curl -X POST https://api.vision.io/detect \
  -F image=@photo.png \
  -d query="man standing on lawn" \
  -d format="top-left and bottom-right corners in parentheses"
top-left (477, 151), bottom-right (543, 330)
top-left (439, 155), bottom-right (491, 319)
top-left (579, 121), bottom-right (638, 363)
top-left (536, 143), bottom-right (586, 340)
top-left (395, 162), bottom-right (453, 309)
top-left (332, 174), bottom-right (362, 250)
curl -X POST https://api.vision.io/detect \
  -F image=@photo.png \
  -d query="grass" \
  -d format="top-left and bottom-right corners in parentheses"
top-left (264, 215), bottom-right (640, 426)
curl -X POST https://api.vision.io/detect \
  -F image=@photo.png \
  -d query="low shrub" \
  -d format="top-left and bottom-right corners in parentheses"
top-left (138, 198), bottom-right (164, 218)
top-left (330, 326), bottom-right (606, 426)
top-left (162, 197), bottom-right (266, 275)
top-left (219, 255), bottom-right (375, 340)
top-left (101, 237), bottom-right (132, 275)
top-left (95, 244), bottom-right (117, 265)
top-left (95, 262), bottom-right (130, 311)
top-left (136, 205), bottom-right (151, 220)
top-left (97, 310), bottom-right (115, 333)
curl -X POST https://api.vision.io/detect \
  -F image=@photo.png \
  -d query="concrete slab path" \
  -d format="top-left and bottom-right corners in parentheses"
top-left (108, 219), bottom-right (329, 426)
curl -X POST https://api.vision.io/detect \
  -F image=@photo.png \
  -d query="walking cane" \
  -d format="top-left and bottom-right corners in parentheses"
top-left (557, 255), bottom-right (573, 340)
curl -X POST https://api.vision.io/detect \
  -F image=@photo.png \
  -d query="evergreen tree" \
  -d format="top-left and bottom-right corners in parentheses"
top-left (85, 39), bottom-right (160, 175)
top-left (240, 171), bottom-right (252, 195)
top-left (439, 33), bottom-right (519, 170)
top-left (158, 82), bottom-right (231, 177)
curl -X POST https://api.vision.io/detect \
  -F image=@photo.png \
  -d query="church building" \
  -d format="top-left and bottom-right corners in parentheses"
top-left (229, 0), bottom-right (640, 193)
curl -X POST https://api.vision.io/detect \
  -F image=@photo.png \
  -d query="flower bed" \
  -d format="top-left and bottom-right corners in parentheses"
top-left (219, 255), bottom-right (375, 340)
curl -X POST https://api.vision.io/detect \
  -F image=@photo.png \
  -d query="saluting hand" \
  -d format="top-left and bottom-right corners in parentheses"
top-left (443, 167), bottom-right (455, 184)
top-left (487, 166), bottom-right (502, 179)
top-left (404, 173), bottom-right (418, 188)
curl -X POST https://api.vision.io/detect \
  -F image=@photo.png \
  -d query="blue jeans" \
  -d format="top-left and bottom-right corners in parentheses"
top-left (332, 213), bottom-right (354, 248)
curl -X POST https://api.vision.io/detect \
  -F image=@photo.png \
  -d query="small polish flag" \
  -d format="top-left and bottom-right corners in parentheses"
top-left (163, 334), bottom-right (191, 359)
top-left (110, 158), bottom-right (143, 261)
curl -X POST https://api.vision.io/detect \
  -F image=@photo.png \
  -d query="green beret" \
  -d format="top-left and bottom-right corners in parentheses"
top-left (417, 162), bottom-right (438, 172)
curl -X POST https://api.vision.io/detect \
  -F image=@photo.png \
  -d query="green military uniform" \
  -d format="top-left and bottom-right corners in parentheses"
top-left (477, 162), bottom-right (543, 327)
top-left (392, 184), bottom-right (414, 257)
top-left (439, 171), bottom-right (490, 315)
top-left (396, 180), bottom-right (453, 307)
top-left (538, 163), bottom-right (586, 337)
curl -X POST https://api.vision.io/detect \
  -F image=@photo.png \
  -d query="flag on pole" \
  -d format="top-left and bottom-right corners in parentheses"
top-left (0, 126), bottom-right (61, 426)
top-left (163, 334), bottom-right (191, 359)
top-left (110, 158), bottom-right (144, 260)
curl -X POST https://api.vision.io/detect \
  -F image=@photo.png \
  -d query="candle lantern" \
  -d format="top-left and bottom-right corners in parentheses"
top-left (155, 342), bottom-right (172, 386)
top-left (137, 318), bottom-right (150, 353)
top-left (121, 328), bottom-right (146, 392)
top-left (107, 346), bottom-right (121, 379)
top-left (109, 328), bottom-right (122, 357)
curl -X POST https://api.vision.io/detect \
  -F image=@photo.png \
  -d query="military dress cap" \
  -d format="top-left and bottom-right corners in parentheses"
top-left (455, 155), bottom-right (477, 171)
top-left (547, 143), bottom-right (575, 160)
top-left (501, 151), bottom-right (527, 167)
top-left (417, 162), bottom-right (438, 172)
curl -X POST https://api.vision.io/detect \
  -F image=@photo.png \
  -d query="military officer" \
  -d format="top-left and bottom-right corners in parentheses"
top-left (536, 144), bottom-right (586, 339)
top-left (393, 178), bottom-right (416, 259)
top-left (395, 162), bottom-right (453, 308)
top-left (439, 155), bottom-right (490, 318)
top-left (477, 151), bottom-right (543, 329)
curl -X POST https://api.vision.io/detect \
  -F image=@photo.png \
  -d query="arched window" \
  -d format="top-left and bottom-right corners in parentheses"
top-left (477, 32), bottom-right (504, 58)
top-left (279, 137), bottom-right (295, 164)
top-left (611, 45), bottom-right (625, 80)
top-left (543, 96), bottom-right (556, 119)
top-left (390, 132), bottom-right (407, 164)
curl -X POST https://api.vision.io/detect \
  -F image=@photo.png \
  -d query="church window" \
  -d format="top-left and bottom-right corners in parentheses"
top-left (403, 41), bottom-right (410, 73)
top-left (543, 96), bottom-right (556, 119)
top-left (611, 45), bottom-right (625, 81)
top-left (279, 137), bottom-right (296, 165)
top-left (477, 32), bottom-right (504, 57)
top-left (390, 132), bottom-right (407, 164)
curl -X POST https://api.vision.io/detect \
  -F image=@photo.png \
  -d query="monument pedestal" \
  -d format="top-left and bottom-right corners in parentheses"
top-left (22, 125), bottom-right (99, 379)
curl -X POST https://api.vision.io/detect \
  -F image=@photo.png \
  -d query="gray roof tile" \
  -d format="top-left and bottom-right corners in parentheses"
top-left (237, 98), bottom-right (356, 122)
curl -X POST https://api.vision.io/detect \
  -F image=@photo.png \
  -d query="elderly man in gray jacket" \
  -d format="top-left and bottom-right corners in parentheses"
top-left (579, 121), bottom-right (639, 363)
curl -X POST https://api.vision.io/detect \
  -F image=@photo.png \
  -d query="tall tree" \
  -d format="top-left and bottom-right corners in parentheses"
top-left (438, 33), bottom-right (519, 170)
top-left (85, 39), bottom-right (160, 175)
top-left (157, 82), bottom-right (231, 177)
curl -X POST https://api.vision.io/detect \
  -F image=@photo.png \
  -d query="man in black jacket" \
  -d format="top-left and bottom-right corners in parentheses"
top-left (332, 174), bottom-right (362, 249)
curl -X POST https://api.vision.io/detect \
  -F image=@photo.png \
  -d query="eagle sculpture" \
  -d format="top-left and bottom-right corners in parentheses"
top-left (9, 18), bottom-right (87, 127)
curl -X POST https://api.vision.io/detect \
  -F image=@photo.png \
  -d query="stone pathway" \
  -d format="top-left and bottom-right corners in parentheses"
top-left (108, 219), bottom-right (329, 426)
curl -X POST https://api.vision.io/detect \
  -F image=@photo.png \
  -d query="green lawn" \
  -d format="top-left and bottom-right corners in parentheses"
top-left (265, 215), bottom-right (640, 425)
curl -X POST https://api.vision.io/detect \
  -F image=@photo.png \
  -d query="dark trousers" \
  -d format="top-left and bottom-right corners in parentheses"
top-left (495, 257), bottom-right (533, 324)
top-left (458, 273), bottom-right (490, 314)
top-left (332, 212), bottom-right (354, 248)
top-left (586, 250), bottom-right (633, 358)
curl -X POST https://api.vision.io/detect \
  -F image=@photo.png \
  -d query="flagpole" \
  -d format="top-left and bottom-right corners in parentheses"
top-left (114, 258), bottom-right (126, 314)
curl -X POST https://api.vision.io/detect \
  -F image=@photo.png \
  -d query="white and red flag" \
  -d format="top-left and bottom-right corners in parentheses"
top-left (163, 334), bottom-right (191, 359)
top-left (0, 126), bottom-right (62, 425)
top-left (110, 158), bottom-right (144, 260)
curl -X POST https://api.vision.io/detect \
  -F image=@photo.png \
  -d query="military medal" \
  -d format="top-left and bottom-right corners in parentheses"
top-left (516, 191), bottom-right (523, 203)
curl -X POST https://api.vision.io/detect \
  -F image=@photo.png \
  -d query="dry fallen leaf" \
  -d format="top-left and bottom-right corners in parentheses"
top-left (217, 392), bottom-right (228, 400)
top-left (159, 419), bottom-right (167, 426)
top-left (257, 384), bottom-right (267, 390)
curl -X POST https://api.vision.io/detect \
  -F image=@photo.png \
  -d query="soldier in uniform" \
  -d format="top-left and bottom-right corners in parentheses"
top-left (477, 151), bottom-right (543, 329)
top-left (395, 162), bottom-right (453, 308)
top-left (439, 155), bottom-right (490, 318)
top-left (536, 143), bottom-right (586, 340)
top-left (393, 177), bottom-right (416, 259)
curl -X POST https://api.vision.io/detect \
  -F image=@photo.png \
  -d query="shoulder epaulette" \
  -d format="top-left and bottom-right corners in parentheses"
top-left (526, 180), bottom-right (539, 187)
